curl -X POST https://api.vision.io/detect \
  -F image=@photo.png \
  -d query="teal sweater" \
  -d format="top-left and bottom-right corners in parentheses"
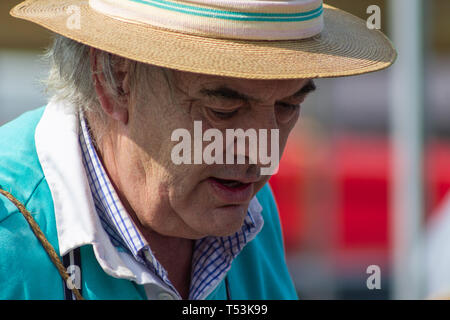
top-left (0, 107), bottom-right (298, 300)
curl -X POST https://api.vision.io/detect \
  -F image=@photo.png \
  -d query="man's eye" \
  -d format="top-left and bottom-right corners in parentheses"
top-left (210, 109), bottom-right (239, 119)
top-left (276, 102), bottom-right (300, 110)
top-left (275, 102), bottom-right (301, 123)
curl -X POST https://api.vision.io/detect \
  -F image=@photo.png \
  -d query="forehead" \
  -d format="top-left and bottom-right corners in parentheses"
top-left (172, 70), bottom-right (308, 102)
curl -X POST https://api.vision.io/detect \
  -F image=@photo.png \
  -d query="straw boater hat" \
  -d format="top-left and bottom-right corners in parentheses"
top-left (10, 0), bottom-right (396, 79)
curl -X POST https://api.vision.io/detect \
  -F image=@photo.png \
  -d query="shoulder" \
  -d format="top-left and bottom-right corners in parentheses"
top-left (253, 182), bottom-right (285, 252)
top-left (0, 107), bottom-right (46, 222)
top-left (0, 107), bottom-right (63, 299)
top-left (256, 182), bottom-right (283, 240)
top-left (227, 182), bottom-right (298, 299)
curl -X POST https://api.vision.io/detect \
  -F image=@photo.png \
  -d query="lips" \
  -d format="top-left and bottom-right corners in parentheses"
top-left (207, 177), bottom-right (254, 204)
top-left (212, 178), bottom-right (248, 189)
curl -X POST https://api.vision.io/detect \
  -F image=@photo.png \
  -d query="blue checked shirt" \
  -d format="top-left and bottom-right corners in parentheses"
top-left (78, 112), bottom-right (264, 300)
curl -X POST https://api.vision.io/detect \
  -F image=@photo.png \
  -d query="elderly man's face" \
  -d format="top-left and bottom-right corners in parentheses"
top-left (112, 69), bottom-right (313, 239)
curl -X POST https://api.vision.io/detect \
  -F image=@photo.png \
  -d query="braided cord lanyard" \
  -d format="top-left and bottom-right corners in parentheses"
top-left (0, 188), bottom-right (84, 300)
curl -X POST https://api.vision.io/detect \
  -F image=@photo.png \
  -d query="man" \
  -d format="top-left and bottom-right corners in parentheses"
top-left (0, 0), bottom-right (396, 300)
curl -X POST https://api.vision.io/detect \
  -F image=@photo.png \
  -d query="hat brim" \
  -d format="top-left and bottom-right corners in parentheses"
top-left (11, 0), bottom-right (397, 79)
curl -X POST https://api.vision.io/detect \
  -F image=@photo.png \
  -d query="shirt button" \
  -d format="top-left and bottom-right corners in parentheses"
top-left (158, 292), bottom-right (175, 300)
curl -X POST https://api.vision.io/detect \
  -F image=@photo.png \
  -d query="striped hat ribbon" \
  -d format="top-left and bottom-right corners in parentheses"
top-left (89, 0), bottom-right (324, 40)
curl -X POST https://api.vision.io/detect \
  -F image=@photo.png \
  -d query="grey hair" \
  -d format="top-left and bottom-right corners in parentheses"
top-left (43, 34), bottom-right (174, 144)
top-left (45, 35), bottom-right (110, 118)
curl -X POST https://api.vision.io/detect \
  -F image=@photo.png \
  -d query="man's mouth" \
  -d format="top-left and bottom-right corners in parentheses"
top-left (207, 177), bottom-right (254, 203)
top-left (210, 177), bottom-right (249, 190)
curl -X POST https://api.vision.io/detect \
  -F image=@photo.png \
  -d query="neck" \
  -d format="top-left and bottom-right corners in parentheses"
top-left (130, 210), bottom-right (194, 299)
top-left (142, 230), bottom-right (194, 299)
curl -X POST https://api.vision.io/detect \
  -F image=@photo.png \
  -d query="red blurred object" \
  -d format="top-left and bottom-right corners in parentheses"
top-left (333, 136), bottom-right (390, 251)
top-left (270, 134), bottom-right (450, 263)
top-left (269, 143), bottom-right (305, 251)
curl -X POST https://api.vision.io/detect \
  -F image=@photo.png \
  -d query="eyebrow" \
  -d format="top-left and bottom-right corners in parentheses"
top-left (199, 80), bottom-right (316, 103)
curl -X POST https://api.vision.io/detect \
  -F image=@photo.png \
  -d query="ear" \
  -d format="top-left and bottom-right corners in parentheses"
top-left (90, 47), bottom-right (130, 125)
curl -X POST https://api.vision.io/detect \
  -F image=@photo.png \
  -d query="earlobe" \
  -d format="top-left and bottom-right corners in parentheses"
top-left (111, 104), bottom-right (129, 124)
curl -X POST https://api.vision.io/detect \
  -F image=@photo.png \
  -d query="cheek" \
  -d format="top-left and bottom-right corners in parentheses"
top-left (169, 166), bottom-right (213, 205)
top-left (168, 175), bottom-right (220, 230)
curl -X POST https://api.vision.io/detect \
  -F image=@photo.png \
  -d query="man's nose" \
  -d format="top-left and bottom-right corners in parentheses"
top-left (227, 109), bottom-right (280, 167)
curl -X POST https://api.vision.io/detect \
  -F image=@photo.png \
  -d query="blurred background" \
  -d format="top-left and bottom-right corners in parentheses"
top-left (1, 0), bottom-right (450, 299)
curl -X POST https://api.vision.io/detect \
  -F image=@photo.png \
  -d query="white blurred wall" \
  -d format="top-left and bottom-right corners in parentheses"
top-left (0, 50), bottom-right (49, 126)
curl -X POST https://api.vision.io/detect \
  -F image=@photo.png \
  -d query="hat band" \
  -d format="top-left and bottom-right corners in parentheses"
top-left (89, 0), bottom-right (324, 40)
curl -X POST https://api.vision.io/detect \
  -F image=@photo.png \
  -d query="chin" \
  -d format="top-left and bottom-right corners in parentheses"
top-left (204, 203), bottom-right (249, 237)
